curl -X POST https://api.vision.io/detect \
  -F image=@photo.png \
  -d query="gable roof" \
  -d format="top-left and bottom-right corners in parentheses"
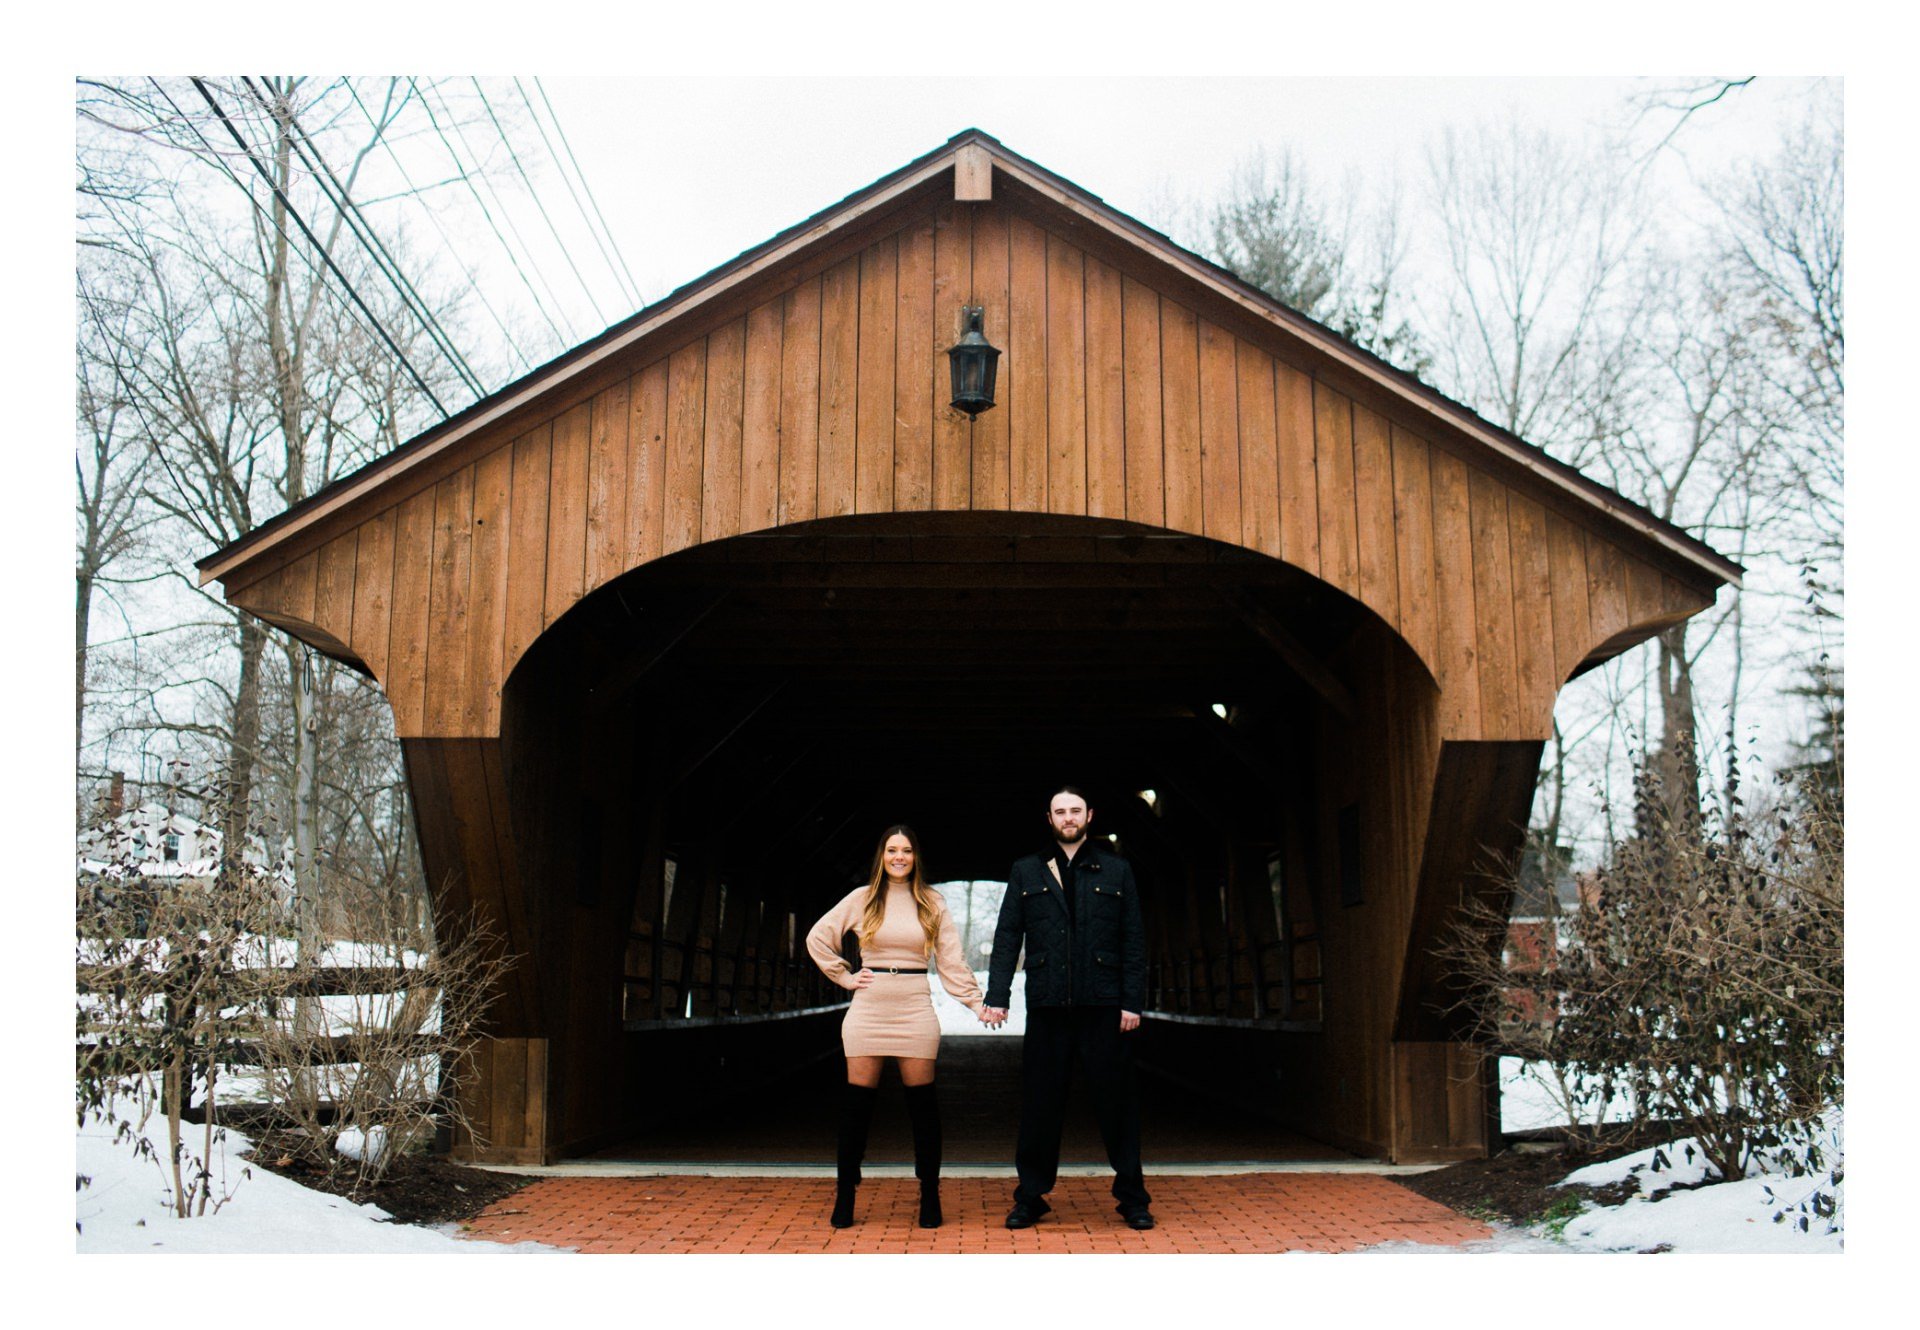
top-left (200, 129), bottom-right (1740, 590)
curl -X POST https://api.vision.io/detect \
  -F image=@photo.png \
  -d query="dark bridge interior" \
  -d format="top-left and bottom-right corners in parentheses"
top-left (493, 513), bottom-right (1430, 1160)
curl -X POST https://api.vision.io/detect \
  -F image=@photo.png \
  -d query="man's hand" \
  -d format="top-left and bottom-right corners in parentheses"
top-left (1119, 1010), bottom-right (1140, 1033)
top-left (850, 968), bottom-right (875, 990)
top-left (979, 1006), bottom-right (1008, 1028)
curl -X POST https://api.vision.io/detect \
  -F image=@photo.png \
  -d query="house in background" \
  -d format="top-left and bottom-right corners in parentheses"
top-left (1503, 844), bottom-right (1594, 1028)
top-left (78, 787), bottom-right (293, 929)
top-left (79, 802), bottom-right (226, 882)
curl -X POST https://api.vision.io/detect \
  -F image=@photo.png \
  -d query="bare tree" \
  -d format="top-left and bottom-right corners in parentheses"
top-left (75, 263), bottom-right (158, 774)
top-left (1424, 118), bottom-right (1649, 461)
top-left (1202, 147), bottom-right (1428, 373)
top-left (1208, 148), bottom-right (1346, 316)
top-left (75, 76), bottom-right (478, 937)
top-left (1717, 93), bottom-right (1843, 627)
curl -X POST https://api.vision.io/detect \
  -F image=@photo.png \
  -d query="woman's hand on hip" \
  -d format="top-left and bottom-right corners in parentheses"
top-left (850, 968), bottom-right (875, 990)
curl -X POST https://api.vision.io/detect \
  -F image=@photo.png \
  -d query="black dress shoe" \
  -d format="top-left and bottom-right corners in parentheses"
top-left (1004, 1199), bottom-right (1051, 1229)
top-left (1122, 1210), bottom-right (1156, 1230)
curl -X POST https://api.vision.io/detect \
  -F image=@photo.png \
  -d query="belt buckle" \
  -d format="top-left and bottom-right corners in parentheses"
top-left (883, 965), bottom-right (900, 975)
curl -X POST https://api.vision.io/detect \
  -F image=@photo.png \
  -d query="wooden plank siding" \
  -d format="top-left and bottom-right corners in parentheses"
top-left (1120, 276), bottom-right (1164, 527)
top-left (1083, 257), bottom-right (1127, 520)
top-left (1235, 338), bottom-right (1281, 559)
top-left (1351, 405), bottom-right (1400, 629)
top-left (855, 238), bottom-right (897, 515)
top-left (894, 214), bottom-right (936, 512)
top-left (425, 469), bottom-right (475, 735)
top-left (466, 445), bottom-right (515, 733)
top-left (1197, 319), bottom-right (1242, 546)
top-left (930, 204), bottom-right (975, 510)
top-left (502, 426), bottom-right (553, 688)
top-left (777, 281), bottom-right (821, 527)
top-left (585, 377), bottom-right (631, 592)
top-left (1045, 232), bottom-right (1087, 517)
top-left (222, 197), bottom-right (1717, 746)
top-left (816, 256), bottom-right (860, 520)
top-left (700, 316), bottom-right (746, 543)
top-left (542, 401), bottom-right (592, 624)
top-left (1159, 300), bottom-right (1202, 535)
top-left (968, 206), bottom-right (1011, 511)
top-left (1007, 215), bottom-right (1049, 513)
top-left (740, 300), bottom-right (784, 534)
top-left (312, 533), bottom-right (358, 655)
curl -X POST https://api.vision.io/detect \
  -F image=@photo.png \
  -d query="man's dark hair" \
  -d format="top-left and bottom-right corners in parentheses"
top-left (1048, 785), bottom-right (1093, 808)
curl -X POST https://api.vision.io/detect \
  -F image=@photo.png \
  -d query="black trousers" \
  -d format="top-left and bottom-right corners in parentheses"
top-left (1014, 1005), bottom-right (1150, 1212)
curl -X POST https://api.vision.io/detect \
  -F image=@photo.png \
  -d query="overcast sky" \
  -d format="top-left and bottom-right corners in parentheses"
top-left (461, 74), bottom-right (1830, 356)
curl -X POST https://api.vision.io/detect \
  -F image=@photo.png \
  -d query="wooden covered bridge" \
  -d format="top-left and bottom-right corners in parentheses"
top-left (200, 131), bottom-right (1737, 1166)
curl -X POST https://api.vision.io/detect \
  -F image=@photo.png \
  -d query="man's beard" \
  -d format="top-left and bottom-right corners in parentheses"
top-left (1054, 825), bottom-right (1086, 845)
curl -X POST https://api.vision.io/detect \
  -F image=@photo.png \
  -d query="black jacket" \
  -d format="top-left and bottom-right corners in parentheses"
top-left (985, 841), bottom-right (1147, 1011)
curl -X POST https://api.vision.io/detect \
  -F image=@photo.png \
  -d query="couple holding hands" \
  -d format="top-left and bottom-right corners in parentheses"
top-left (804, 786), bottom-right (1153, 1233)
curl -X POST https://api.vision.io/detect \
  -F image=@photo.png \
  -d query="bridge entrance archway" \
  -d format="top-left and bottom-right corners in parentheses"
top-left (483, 511), bottom-right (1429, 1164)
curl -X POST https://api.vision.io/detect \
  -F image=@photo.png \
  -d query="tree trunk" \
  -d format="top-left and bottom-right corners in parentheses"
top-left (223, 615), bottom-right (267, 868)
top-left (1651, 622), bottom-right (1700, 827)
top-left (287, 638), bottom-right (324, 1112)
top-left (76, 566), bottom-right (94, 775)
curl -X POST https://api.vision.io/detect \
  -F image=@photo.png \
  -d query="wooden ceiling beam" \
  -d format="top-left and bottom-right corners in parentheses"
top-left (665, 683), bottom-right (786, 790)
top-left (584, 592), bottom-right (729, 719)
top-left (1222, 589), bottom-right (1356, 720)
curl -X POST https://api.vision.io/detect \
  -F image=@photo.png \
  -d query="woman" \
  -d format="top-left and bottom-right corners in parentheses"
top-left (806, 824), bottom-right (984, 1229)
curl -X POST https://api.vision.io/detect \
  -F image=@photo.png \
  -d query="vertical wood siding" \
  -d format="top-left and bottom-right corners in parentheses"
top-left (230, 198), bottom-right (1713, 743)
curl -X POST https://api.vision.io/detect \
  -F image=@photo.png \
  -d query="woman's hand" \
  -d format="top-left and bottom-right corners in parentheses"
top-left (850, 968), bottom-right (875, 990)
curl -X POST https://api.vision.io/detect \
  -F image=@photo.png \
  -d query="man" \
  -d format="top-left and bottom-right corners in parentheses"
top-left (980, 785), bottom-right (1153, 1230)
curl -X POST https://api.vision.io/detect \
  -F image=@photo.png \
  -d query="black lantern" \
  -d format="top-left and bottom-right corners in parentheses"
top-left (946, 306), bottom-right (1000, 417)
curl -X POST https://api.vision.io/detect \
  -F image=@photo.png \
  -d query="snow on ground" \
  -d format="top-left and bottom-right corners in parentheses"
top-left (76, 1112), bottom-right (558, 1254)
top-left (1374, 1090), bottom-right (1843, 1255)
top-left (1549, 1117), bottom-right (1844, 1254)
top-left (77, 987), bottom-right (1840, 1255)
top-left (1498, 1056), bottom-right (1639, 1133)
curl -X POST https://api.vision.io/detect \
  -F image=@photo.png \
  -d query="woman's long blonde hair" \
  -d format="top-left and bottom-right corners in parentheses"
top-left (858, 824), bottom-right (941, 953)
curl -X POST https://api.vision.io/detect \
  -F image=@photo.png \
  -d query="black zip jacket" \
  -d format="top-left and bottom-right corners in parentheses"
top-left (985, 841), bottom-right (1147, 1011)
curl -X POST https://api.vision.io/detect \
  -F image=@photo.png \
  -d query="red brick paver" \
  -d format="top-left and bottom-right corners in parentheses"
top-left (458, 1174), bottom-right (1490, 1253)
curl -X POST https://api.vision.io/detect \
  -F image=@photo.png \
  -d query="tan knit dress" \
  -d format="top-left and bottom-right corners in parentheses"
top-left (806, 884), bottom-right (984, 1058)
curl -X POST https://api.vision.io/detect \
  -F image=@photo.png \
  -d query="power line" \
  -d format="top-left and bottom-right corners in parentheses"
top-left (241, 77), bottom-right (487, 402)
top-left (413, 77), bottom-right (579, 347)
top-left (343, 79), bottom-right (539, 381)
top-left (532, 77), bottom-right (644, 304)
top-left (468, 76), bottom-right (613, 328)
top-left (189, 77), bottom-right (449, 417)
top-left (519, 76), bottom-right (644, 308)
top-left (152, 78), bottom-right (448, 421)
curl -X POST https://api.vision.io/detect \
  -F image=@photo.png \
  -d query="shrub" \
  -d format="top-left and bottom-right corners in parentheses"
top-left (76, 778), bottom-right (281, 1218)
top-left (1442, 747), bottom-right (1842, 1226)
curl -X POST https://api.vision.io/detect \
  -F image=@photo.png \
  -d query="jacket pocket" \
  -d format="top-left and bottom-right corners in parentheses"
top-left (1025, 952), bottom-right (1048, 970)
top-left (1094, 949), bottom-right (1118, 967)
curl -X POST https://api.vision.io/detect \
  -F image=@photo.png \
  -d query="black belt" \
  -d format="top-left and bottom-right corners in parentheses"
top-left (870, 966), bottom-right (928, 974)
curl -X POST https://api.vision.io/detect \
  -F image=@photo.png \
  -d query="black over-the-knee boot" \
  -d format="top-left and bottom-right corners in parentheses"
top-left (832, 1083), bottom-right (878, 1228)
top-left (904, 1082), bottom-right (943, 1228)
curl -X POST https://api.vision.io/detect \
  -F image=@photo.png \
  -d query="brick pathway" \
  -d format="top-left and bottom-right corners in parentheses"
top-left (458, 1173), bottom-right (1491, 1254)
